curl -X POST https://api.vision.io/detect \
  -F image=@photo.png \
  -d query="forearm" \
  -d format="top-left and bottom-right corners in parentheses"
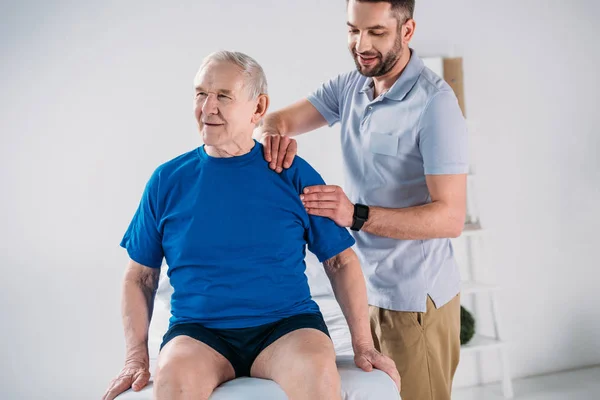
top-left (121, 266), bottom-right (159, 363)
top-left (262, 112), bottom-right (295, 137)
top-left (324, 249), bottom-right (373, 351)
top-left (261, 99), bottom-right (328, 137)
top-left (363, 201), bottom-right (464, 240)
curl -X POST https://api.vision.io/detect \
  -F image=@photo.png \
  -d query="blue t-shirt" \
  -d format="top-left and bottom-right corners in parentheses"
top-left (121, 141), bottom-right (355, 329)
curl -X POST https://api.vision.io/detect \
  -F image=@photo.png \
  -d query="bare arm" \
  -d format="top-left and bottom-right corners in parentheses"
top-left (258, 99), bottom-right (328, 172)
top-left (323, 248), bottom-right (400, 387)
top-left (122, 259), bottom-right (160, 363)
top-left (262, 98), bottom-right (328, 138)
top-left (303, 174), bottom-right (467, 240)
top-left (103, 260), bottom-right (160, 400)
top-left (362, 174), bottom-right (467, 239)
top-left (323, 247), bottom-right (372, 350)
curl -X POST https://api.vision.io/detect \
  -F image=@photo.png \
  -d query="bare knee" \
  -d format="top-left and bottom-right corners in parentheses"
top-left (155, 354), bottom-right (196, 385)
top-left (286, 353), bottom-right (341, 394)
top-left (253, 329), bottom-right (341, 399)
top-left (154, 356), bottom-right (213, 400)
top-left (154, 337), bottom-right (233, 400)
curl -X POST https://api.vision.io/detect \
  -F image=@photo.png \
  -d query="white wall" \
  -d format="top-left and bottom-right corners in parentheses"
top-left (1, 0), bottom-right (599, 398)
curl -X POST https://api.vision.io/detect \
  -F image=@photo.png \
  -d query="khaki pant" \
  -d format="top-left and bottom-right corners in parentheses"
top-left (370, 294), bottom-right (461, 400)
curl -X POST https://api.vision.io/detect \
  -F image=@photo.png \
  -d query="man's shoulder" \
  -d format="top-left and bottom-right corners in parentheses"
top-left (150, 148), bottom-right (199, 184)
top-left (281, 155), bottom-right (325, 187)
top-left (287, 154), bottom-right (316, 174)
top-left (416, 64), bottom-right (455, 98)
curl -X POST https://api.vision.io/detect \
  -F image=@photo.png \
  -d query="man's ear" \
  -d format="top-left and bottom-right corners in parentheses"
top-left (252, 94), bottom-right (270, 125)
top-left (402, 19), bottom-right (416, 44)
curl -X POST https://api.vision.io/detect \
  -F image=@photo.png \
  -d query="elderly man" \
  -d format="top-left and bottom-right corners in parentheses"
top-left (102, 51), bottom-right (399, 400)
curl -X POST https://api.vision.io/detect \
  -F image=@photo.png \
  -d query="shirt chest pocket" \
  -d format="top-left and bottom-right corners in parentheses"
top-left (365, 100), bottom-right (418, 157)
top-left (369, 130), bottom-right (416, 158)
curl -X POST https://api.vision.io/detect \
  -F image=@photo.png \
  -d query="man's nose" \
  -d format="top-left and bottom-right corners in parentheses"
top-left (202, 94), bottom-right (219, 115)
top-left (356, 33), bottom-right (372, 54)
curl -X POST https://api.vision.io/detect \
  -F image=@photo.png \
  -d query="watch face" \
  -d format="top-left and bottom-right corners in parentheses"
top-left (355, 204), bottom-right (369, 219)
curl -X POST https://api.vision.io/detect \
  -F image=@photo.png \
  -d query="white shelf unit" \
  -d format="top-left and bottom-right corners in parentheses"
top-left (461, 335), bottom-right (505, 354)
top-left (458, 174), bottom-right (514, 399)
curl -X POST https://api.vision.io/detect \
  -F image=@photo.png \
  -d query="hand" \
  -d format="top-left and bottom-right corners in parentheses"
top-left (259, 131), bottom-right (297, 173)
top-left (300, 185), bottom-right (354, 227)
top-left (354, 347), bottom-right (401, 391)
top-left (102, 360), bottom-right (151, 400)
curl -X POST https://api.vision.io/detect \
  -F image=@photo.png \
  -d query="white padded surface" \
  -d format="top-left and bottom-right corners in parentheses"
top-left (117, 356), bottom-right (399, 400)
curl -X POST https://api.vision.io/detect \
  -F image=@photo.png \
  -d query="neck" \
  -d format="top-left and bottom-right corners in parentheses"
top-left (205, 137), bottom-right (255, 158)
top-left (372, 47), bottom-right (411, 98)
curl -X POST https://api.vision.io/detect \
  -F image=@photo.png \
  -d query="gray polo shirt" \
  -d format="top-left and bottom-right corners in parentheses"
top-left (307, 50), bottom-right (468, 312)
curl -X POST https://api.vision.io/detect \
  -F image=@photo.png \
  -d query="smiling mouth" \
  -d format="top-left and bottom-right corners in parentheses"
top-left (357, 55), bottom-right (378, 65)
top-left (203, 122), bottom-right (223, 126)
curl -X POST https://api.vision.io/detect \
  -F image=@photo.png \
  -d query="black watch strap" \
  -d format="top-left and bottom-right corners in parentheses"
top-left (351, 203), bottom-right (369, 231)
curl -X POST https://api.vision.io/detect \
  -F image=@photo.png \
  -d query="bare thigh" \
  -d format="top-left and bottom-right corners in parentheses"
top-left (250, 328), bottom-right (340, 400)
top-left (154, 336), bottom-right (235, 400)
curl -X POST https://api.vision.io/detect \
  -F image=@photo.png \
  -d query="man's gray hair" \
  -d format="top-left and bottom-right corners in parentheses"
top-left (197, 51), bottom-right (268, 99)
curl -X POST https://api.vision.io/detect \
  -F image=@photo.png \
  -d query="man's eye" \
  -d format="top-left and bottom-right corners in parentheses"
top-left (196, 92), bottom-right (207, 98)
top-left (218, 94), bottom-right (231, 100)
top-left (349, 29), bottom-right (359, 34)
top-left (371, 31), bottom-right (385, 36)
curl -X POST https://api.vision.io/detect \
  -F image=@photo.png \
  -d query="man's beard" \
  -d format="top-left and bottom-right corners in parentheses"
top-left (351, 35), bottom-right (404, 77)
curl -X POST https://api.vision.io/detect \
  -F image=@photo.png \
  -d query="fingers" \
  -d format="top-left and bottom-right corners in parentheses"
top-left (355, 354), bottom-right (373, 372)
top-left (385, 364), bottom-right (401, 389)
top-left (305, 208), bottom-right (335, 218)
top-left (263, 135), bottom-right (272, 162)
top-left (275, 136), bottom-right (290, 172)
top-left (303, 201), bottom-right (338, 209)
top-left (301, 193), bottom-right (339, 202)
top-left (372, 355), bottom-right (401, 390)
top-left (132, 370), bottom-right (151, 391)
top-left (355, 351), bottom-right (400, 390)
top-left (389, 367), bottom-right (401, 391)
top-left (102, 376), bottom-right (133, 400)
top-left (270, 135), bottom-right (280, 169)
top-left (282, 139), bottom-right (297, 169)
top-left (303, 185), bottom-right (339, 194)
top-left (262, 135), bottom-right (296, 172)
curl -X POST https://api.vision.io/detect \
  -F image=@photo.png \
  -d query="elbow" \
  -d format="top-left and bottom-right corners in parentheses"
top-left (448, 214), bottom-right (465, 239)
top-left (323, 248), bottom-right (357, 277)
top-left (447, 209), bottom-right (466, 238)
top-left (448, 223), bottom-right (463, 238)
top-left (323, 256), bottom-right (345, 278)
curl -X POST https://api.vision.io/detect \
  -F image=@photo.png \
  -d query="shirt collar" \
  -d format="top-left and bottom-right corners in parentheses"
top-left (359, 49), bottom-right (424, 102)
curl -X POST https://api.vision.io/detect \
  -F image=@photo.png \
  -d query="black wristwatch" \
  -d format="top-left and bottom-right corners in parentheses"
top-left (350, 203), bottom-right (369, 231)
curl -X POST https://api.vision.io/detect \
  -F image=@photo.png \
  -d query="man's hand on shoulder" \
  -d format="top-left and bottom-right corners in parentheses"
top-left (300, 185), bottom-right (354, 227)
top-left (256, 126), bottom-right (297, 173)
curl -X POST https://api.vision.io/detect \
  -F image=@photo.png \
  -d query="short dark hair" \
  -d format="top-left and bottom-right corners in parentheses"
top-left (349, 0), bottom-right (415, 24)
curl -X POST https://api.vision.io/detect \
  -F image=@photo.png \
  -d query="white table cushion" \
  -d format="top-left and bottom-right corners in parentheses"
top-left (117, 356), bottom-right (399, 400)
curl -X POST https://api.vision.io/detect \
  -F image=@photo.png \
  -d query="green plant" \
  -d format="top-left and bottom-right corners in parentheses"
top-left (460, 306), bottom-right (476, 345)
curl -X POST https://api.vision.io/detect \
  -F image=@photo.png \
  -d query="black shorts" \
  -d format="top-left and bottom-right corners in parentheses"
top-left (160, 313), bottom-right (330, 378)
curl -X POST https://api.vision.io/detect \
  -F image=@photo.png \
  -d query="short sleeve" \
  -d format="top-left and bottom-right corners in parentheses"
top-left (120, 169), bottom-right (164, 268)
top-left (418, 91), bottom-right (469, 175)
top-left (306, 73), bottom-right (349, 127)
top-left (291, 159), bottom-right (356, 263)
